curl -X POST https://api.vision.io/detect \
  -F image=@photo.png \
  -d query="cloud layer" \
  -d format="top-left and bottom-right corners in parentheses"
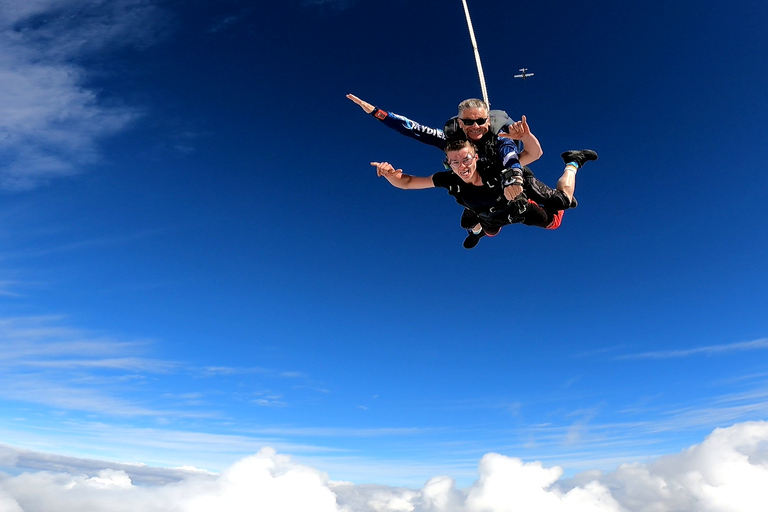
top-left (1, 421), bottom-right (767, 512)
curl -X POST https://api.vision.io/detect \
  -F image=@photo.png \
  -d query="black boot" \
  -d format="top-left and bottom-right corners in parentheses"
top-left (463, 230), bottom-right (485, 249)
top-left (561, 150), bottom-right (598, 168)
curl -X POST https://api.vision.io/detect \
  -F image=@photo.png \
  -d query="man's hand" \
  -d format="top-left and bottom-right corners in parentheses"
top-left (500, 115), bottom-right (530, 141)
top-left (371, 161), bottom-right (403, 179)
top-left (504, 184), bottom-right (523, 201)
top-left (347, 94), bottom-right (375, 114)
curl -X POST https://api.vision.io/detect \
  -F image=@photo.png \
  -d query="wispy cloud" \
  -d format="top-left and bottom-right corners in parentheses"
top-left (17, 357), bottom-right (175, 372)
top-left (0, 280), bottom-right (23, 297)
top-left (303, 0), bottom-right (355, 11)
top-left (0, 0), bottom-right (166, 190)
top-left (2, 378), bottom-right (168, 417)
top-left (208, 15), bottom-right (240, 34)
top-left (200, 366), bottom-right (275, 377)
top-left (0, 315), bottom-right (151, 359)
top-left (0, 229), bottom-right (167, 261)
top-left (0, 419), bottom-right (348, 474)
top-left (0, 315), bottom-right (179, 417)
top-left (239, 426), bottom-right (430, 438)
top-left (0, 315), bottom-right (321, 421)
top-left (616, 337), bottom-right (768, 360)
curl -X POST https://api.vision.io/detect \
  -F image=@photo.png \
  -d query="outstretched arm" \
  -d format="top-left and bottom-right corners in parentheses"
top-left (371, 162), bottom-right (435, 190)
top-left (347, 93), bottom-right (375, 114)
top-left (500, 115), bottom-right (543, 166)
top-left (347, 93), bottom-right (447, 150)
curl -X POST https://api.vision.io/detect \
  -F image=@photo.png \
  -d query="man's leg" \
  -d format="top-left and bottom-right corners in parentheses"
top-left (556, 167), bottom-right (576, 204)
top-left (523, 167), bottom-right (572, 212)
top-left (460, 208), bottom-right (483, 234)
top-left (460, 208), bottom-right (485, 249)
top-left (558, 149), bottom-right (599, 203)
top-left (519, 201), bottom-right (553, 228)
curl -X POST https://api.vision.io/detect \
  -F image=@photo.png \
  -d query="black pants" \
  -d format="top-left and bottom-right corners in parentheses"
top-left (522, 166), bottom-right (571, 212)
top-left (459, 167), bottom-right (568, 231)
top-left (460, 198), bottom-right (552, 230)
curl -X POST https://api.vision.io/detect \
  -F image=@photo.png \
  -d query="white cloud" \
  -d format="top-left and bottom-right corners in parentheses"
top-left (461, 454), bottom-right (621, 512)
top-left (0, 0), bottom-right (165, 189)
top-left (1, 422), bottom-right (767, 512)
top-left (0, 447), bottom-right (339, 512)
top-left (593, 421), bottom-right (768, 512)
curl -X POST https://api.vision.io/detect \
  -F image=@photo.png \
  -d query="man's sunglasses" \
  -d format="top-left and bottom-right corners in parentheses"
top-left (459, 117), bottom-right (488, 126)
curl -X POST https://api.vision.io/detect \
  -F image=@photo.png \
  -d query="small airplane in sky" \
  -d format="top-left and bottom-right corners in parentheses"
top-left (514, 68), bottom-right (534, 81)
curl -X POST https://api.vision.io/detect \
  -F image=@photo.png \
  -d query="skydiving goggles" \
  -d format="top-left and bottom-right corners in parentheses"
top-left (447, 154), bottom-right (477, 169)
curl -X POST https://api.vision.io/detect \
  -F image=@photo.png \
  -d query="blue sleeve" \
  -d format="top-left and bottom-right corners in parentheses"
top-left (372, 108), bottom-right (447, 150)
top-left (496, 136), bottom-right (522, 173)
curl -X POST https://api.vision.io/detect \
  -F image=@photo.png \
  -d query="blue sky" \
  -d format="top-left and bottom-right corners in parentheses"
top-left (1, 0), bottom-right (768, 503)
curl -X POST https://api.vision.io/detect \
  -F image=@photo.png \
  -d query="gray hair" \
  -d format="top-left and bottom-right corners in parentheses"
top-left (457, 98), bottom-right (489, 115)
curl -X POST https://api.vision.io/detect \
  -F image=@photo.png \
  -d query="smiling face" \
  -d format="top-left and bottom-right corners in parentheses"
top-left (446, 145), bottom-right (479, 184)
top-left (458, 106), bottom-right (490, 141)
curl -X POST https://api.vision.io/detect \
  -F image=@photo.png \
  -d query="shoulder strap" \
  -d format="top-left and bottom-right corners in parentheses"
top-left (489, 109), bottom-right (512, 134)
top-left (443, 116), bottom-right (462, 140)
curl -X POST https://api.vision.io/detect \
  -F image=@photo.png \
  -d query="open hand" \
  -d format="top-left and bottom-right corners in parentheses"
top-left (371, 161), bottom-right (403, 179)
top-left (347, 94), bottom-right (375, 114)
